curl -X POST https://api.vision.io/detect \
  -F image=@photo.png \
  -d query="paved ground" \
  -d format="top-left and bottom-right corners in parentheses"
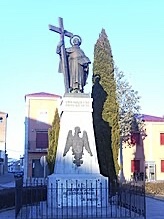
top-left (0, 197), bottom-right (163, 219)
top-left (0, 172), bottom-right (15, 184)
top-left (0, 172), bottom-right (15, 189)
top-left (146, 197), bottom-right (164, 219)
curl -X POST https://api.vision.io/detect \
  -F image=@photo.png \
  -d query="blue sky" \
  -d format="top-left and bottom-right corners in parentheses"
top-left (0, 0), bottom-right (164, 158)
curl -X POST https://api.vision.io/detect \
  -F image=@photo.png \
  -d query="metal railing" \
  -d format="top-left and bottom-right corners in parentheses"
top-left (15, 178), bottom-right (146, 219)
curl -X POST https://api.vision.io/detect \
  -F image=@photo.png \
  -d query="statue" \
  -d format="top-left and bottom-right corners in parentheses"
top-left (63, 126), bottom-right (93, 166)
top-left (56, 35), bottom-right (91, 93)
top-left (49, 17), bottom-right (91, 93)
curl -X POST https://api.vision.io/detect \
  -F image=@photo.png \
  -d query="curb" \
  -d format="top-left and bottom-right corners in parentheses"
top-left (146, 194), bottom-right (164, 202)
top-left (0, 207), bottom-right (15, 213)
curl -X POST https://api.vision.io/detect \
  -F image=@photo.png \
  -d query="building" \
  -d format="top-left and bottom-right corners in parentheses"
top-left (24, 92), bottom-right (61, 179)
top-left (122, 114), bottom-right (164, 181)
top-left (0, 111), bottom-right (8, 174)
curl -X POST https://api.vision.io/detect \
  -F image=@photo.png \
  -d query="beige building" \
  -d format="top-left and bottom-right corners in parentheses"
top-left (24, 92), bottom-right (61, 178)
top-left (0, 111), bottom-right (8, 174)
top-left (121, 114), bottom-right (164, 181)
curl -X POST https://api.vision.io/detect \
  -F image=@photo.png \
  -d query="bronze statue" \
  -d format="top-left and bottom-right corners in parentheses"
top-left (49, 17), bottom-right (91, 93)
top-left (63, 126), bottom-right (93, 167)
top-left (57, 35), bottom-right (91, 93)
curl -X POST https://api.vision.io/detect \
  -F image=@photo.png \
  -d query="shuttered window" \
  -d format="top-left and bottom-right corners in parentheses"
top-left (160, 133), bottom-right (164, 145)
top-left (161, 160), bottom-right (164, 172)
top-left (131, 160), bottom-right (140, 172)
top-left (36, 131), bottom-right (48, 149)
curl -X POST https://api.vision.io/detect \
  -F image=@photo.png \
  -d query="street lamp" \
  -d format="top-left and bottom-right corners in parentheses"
top-left (4, 114), bottom-right (8, 173)
top-left (0, 113), bottom-right (8, 173)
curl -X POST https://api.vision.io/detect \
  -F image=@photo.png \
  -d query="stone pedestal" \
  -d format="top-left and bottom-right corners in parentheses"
top-left (48, 93), bottom-right (108, 213)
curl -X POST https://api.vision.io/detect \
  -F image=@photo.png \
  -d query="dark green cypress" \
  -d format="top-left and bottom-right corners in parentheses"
top-left (92, 29), bottom-right (120, 178)
top-left (46, 108), bottom-right (60, 174)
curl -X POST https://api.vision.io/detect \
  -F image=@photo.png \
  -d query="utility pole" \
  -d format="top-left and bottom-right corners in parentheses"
top-left (0, 113), bottom-right (8, 173)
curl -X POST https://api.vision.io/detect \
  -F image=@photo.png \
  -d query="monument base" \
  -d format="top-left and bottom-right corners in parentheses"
top-left (48, 174), bottom-right (108, 209)
top-left (47, 94), bottom-right (109, 216)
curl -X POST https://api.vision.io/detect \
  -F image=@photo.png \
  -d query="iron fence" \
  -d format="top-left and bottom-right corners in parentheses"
top-left (15, 178), bottom-right (146, 219)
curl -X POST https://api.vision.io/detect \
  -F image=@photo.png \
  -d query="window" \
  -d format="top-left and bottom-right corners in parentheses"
top-left (36, 131), bottom-right (48, 149)
top-left (160, 133), bottom-right (164, 145)
top-left (131, 132), bottom-right (140, 145)
top-left (131, 160), bottom-right (140, 172)
top-left (161, 160), bottom-right (164, 172)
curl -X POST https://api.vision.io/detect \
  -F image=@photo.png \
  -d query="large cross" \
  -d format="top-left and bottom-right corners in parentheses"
top-left (49, 17), bottom-right (73, 93)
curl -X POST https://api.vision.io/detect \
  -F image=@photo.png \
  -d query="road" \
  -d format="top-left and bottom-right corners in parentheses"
top-left (0, 172), bottom-right (15, 189)
top-left (146, 197), bottom-right (164, 219)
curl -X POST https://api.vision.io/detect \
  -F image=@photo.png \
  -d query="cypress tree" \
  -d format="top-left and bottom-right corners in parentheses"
top-left (46, 108), bottom-right (60, 174)
top-left (92, 29), bottom-right (120, 177)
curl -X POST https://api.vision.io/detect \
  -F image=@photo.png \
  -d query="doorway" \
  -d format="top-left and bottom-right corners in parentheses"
top-left (145, 161), bottom-right (156, 181)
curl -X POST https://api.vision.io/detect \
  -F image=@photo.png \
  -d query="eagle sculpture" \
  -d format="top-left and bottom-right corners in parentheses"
top-left (63, 126), bottom-right (93, 166)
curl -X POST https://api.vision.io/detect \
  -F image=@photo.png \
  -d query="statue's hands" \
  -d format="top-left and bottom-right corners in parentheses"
top-left (56, 40), bottom-right (64, 54)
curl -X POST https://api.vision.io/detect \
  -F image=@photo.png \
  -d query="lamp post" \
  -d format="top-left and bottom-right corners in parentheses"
top-left (0, 113), bottom-right (8, 173)
top-left (4, 114), bottom-right (8, 173)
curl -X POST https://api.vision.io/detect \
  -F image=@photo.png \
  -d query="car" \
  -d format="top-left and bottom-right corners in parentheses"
top-left (14, 171), bottom-right (24, 178)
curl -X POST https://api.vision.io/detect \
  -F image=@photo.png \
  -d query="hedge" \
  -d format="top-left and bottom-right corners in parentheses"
top-left (0, 186), bottom-right (47, 210)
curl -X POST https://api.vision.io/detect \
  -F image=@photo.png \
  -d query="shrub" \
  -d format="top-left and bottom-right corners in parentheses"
top-left (145, 182), bottom-right (164, 195)
top-left (0, 188), bottom-right (15, 209)
top-left (0, 185), bottom-right (47, 210)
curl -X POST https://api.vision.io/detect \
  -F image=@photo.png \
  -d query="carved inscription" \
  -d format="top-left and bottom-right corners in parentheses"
top-left (56, 179), bottom-right (102, 207)
top-left (65, 100), bottom-right (90, 108)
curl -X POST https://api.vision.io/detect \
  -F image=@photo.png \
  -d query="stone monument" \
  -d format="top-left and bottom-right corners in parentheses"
top-left (48, 17), bottom-right (108, 218)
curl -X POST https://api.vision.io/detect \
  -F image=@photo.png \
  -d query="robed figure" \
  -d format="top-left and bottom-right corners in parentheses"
top-left (56, 35), bottom-right (91, 93)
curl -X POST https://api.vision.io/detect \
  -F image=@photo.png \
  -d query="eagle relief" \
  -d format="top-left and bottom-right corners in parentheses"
top-left (63, 126), bottom-right (93, 167)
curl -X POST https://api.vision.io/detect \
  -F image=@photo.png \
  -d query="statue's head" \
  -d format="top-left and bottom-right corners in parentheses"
top-left (92, 74), bottom-right (101, 84)
top-left (73, 37), bottom-right (81, 46)
top-left (70, 35), bottom-right (82, 46)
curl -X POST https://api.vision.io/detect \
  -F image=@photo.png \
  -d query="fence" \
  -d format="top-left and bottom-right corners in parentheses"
top-left (15, 177), bottom-right (146, 219)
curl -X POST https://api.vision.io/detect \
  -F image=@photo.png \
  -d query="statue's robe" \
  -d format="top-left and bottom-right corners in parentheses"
top-left (58, 45), bottom-right (91, 92)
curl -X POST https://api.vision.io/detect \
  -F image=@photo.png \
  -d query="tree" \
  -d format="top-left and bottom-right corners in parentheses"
top-left (114, 67), bottom-right (145, 181)
top-left (92, 29), bottom-right (120, 178)
top-left (46, 108), bottom-right (60, 174)
top-left (115, 67), bottom-right (145, 143)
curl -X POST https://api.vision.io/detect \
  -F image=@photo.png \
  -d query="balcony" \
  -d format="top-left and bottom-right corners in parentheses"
top-left (28, 141), bottom-right (48, 152)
